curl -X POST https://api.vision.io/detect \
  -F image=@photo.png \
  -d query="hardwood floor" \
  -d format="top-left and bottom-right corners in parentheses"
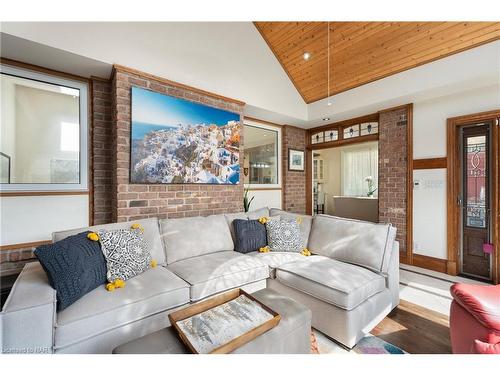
top-left (371, 299), bottom-right (452, 354)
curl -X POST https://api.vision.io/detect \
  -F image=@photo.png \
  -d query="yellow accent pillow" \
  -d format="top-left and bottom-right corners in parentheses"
top-left (301, 248), bottom-right (311, 257)
top-left (258, 246), bottom-right (271, 253)
top-left (150, 259), bottom-right (157, 268)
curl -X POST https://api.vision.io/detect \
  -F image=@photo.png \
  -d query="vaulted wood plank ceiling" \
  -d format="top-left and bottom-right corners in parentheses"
top-left (254, 22), bottom-right (500, 103)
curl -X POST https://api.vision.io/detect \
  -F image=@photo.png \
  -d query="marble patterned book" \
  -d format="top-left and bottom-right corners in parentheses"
top-left (176, 294), bottom-right (274, 353)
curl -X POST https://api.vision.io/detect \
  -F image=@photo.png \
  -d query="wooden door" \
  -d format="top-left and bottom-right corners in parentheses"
top-left (460, 123), bottom-right (492, 280)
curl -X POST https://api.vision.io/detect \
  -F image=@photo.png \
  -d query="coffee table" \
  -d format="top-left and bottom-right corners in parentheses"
top-left (113, 288), bottom-right (312, 354)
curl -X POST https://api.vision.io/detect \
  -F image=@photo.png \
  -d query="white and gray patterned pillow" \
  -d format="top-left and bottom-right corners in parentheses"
top-left (265, 217), bottom-right (303, 252)
top-left (98, 228), bottom-right (152, 282)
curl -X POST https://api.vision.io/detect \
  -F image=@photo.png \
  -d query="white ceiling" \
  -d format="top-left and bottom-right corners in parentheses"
top-left (1, 23), bottom-right (499, 129)
top-left (0, 22), bottom-right (307, 124)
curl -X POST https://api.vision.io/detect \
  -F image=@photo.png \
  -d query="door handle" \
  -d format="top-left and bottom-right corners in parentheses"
top-left (457, 196), bottom-right (463, 207)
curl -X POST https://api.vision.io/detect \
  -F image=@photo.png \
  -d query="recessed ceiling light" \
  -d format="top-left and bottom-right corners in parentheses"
top-left (303, 52), bottom-right (311, 61)
top-left (322, 117), bottom-right (330, 121)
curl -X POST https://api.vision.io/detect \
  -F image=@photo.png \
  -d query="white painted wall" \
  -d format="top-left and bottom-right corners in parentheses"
top-left (247, 190), bottom-right (282, 212)
top-left (1, 22), bottom-right (307, 122)
top-left (411, 84), bottom-right (499, 260)
top-left (413, 85), bottom-right (500, 158)
top-left (0, 195), bottom-right (89, 245)
top-left (412, 169), bottom-right (447, 259)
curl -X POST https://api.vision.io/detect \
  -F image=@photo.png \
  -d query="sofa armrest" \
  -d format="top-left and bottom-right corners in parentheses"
top-left (386, 241), bottom-right (400, 309)
top-left (1, 262), bottom-right (56, 354)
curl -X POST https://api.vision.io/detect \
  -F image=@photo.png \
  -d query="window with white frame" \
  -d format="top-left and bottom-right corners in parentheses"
top-left (341, 144), bottom-right (378, 197)
top-left (243, 122), bottom-right (281, 187)
top-left (0, 65), bottom-right (88, 191)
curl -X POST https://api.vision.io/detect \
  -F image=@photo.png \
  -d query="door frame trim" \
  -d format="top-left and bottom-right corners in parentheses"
top-left (447, 109), bottom-right (500, 283)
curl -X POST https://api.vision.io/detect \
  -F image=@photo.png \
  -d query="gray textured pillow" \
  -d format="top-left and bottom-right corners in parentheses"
top-left (265, 217), bottom-right (303, 252)
top-left (98, 228), bottom-right (152, 282)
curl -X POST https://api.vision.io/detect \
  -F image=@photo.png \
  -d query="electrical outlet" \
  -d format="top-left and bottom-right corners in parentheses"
top-left (413, 241), bottom-right (419, 251)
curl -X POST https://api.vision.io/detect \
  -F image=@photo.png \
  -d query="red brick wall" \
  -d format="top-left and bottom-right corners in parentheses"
top-left (378, 107), bottom-right (409, 253)
top-left (111, 68), bottom-right (245, 223)
top-left (91, 78), bottom-right (114, 225)
top-left (282, 125), bottom-right (307, 214)
top-left (0, 247), bottom-right (37, 276)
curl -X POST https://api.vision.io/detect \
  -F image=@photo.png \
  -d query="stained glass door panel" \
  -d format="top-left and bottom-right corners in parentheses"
top-left (461, 124), bottom-right (491, 279)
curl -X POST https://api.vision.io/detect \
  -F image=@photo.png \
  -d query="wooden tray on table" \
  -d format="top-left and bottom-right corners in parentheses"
top-left (168, 288), bottom-right (281, 354)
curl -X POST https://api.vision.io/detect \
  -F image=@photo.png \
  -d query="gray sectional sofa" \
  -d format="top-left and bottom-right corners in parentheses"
top-left (0, 207), bottom-right (399, 353)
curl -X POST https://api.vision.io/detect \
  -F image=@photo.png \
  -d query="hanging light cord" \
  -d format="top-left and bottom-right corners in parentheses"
top-left (327, 21), bottom-right (330, 102)
top-left (327, 22), bottom-right (332, 106)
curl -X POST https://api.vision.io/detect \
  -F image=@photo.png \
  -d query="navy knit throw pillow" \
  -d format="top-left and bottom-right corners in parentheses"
top-left (34, 231), bottom-right (107, 311)
top-left (233, 219), bottom-right (267, 253)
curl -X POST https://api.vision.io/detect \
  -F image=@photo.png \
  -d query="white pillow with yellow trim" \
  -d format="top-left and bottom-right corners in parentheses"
top-left (269, 208), bottom-right (313, 248)
top-left (265, 216), bottom-right (303, 253)
top-left (97, 225), bottom-right (153, 283)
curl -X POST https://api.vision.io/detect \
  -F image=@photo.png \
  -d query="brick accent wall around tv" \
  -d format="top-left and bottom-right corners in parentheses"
top-left (378, 106), bottom-right (410, 255)
top-left (111, 67), bottom-right (245, 223)
top-left (282, 125), bottom-right (308, 214)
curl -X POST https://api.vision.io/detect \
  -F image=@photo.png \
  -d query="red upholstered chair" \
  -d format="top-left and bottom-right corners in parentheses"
top-left (449, 283), bottom-right (500, 354)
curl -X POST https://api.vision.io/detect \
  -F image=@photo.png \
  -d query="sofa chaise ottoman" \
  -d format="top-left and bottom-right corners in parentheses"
top-left (250, 211), bottom-right (400, 348)
top-left (113, 288), bottom-right (312, 354)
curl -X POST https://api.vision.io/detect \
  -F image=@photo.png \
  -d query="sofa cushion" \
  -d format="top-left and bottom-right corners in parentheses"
top-left (160, 214), bottom-right (234, 264)
top-left (233, 219), bottom-right (267, 254)
top-left (97, 228), bottom-right (152, 282)
top-left (34, 231), bottom-right (107, 311)
top-left (266, 216), bottom-right (303, 253)
top-left (275, 256), bottom-right (386, 310)
top-left (52, 218), bottom-right (166, 266)
top-left (167, 251), bottom-right (269, 302)
top-left (224, 207), bottom-right (270, 242)
top-left (247, 251), bottom-right (305, 278)
top-left (55, 266), bottom-right (189, 350)
top-left (269, 208), bottom-right (312, 248)
top-left (308, 215), bottom-right (396, 274)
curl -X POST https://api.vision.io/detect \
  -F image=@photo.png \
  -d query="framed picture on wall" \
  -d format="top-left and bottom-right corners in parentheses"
top-left (288, 148), bottom-right (305, 171)
top-left (130, 87), bottom-right (241, 184)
